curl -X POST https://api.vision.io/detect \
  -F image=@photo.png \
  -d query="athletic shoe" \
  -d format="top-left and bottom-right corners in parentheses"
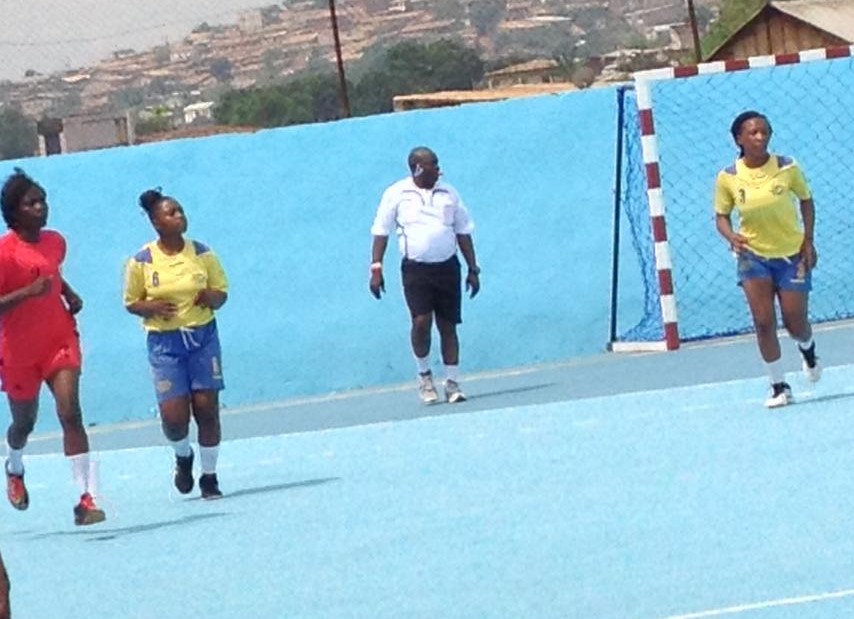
top-left (199, 473), bottom-right (222, 500)
top-left (764, 382), bottom-right (792, 409)
top-left (799, 343), bottom-right (822, 383)
top-left (418, 371), bottom-right (439, 404)
top-left (802, 358), bottom-right (822, 383)
top-left (73, 493), bottom-right (105, 526)
top-left (5, 461), bottom-right (28, 511)
top-left (444, 379), bottom-right (467, 404)
top-left (174, 449), bottom-right (195, 494)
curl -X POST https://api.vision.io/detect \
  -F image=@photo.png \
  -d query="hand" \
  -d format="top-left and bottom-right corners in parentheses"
top-left (800, 238), bottom-right (818, 271)
top-left (146, 300), bottom-right (178, 319)
top-left (24, 276), bottom-right (51, 298)
top-left (728, 233), bottom-right (749, 253)
top-left (62, 288), bottom-right (83, 315)
top-left (194, 288), bottom-right (217, 308)
top-left (369, 270), bottom-right (385, 299)
top-left (466, 271), bottom-right (480, 298)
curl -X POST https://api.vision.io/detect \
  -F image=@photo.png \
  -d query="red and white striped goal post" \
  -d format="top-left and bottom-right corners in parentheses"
top-left (611, 44), bottom-right (854, 354)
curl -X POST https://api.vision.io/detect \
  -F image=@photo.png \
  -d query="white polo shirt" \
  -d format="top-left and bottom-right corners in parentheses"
top-left (371, 177), bottom-right (475, 263)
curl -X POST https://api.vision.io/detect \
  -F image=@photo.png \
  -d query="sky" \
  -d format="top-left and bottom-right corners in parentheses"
top-left (0, 0), bottom-right (272, 81)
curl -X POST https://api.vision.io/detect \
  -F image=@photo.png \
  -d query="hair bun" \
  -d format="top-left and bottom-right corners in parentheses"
top-left (138, 187), bottom-right (163, 213)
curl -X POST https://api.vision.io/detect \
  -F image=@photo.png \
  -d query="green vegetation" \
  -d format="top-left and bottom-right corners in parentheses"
top-left (215, 39), bottom-right (484, 126)
top-left (0, 107), bottom-right (38, 161)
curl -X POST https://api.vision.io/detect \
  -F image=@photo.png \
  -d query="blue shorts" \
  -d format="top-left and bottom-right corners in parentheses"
top-left (147, 320), bottom-right (224, 403)
top-left (736, 250), bottom-right (811, 292)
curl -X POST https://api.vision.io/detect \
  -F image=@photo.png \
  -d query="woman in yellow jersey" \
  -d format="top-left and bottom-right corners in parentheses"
top-left (714, 111), bottom-right (820, 408)
top-left (124, 189), bottom-right (228, 498)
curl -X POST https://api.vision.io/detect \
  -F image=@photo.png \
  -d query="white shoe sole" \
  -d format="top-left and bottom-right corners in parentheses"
top-left (802, 360), bottom-right (822, 383)
top-left (765, 394), bottom-right (792, 409)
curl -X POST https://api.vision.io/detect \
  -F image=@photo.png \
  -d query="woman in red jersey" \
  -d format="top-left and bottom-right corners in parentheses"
top-left (0, 169), bottom-right (104, 526)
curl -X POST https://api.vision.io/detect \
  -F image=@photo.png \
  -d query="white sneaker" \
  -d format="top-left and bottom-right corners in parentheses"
top-left (418, 372), bottom-right (439, 404)
top-left (444, 379), bottom-right (466, 404)
top-left (765, 382), bottom-right (792, 409)
top-left (802, 358), bottom-right (822, 383)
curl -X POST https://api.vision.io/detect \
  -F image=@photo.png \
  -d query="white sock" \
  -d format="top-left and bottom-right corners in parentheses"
top-left (6, 446), bottom-right (23, 475)
top-left (444, 364), bottom-right (459, 383)
top-left (797, 336), bottom-right (814, 352)
top-left (415, 355), bottom-right (430, 375)
top-left (199, 445), bottom-right (219, 475)
top-left (765, 358), bottom-right (785, 384)
top-left (170, 436), bottom-right (192, 458)
top-left (87, 459), bottom-right (100, 499)
top-left (69, 453), bottom-right (91, 496)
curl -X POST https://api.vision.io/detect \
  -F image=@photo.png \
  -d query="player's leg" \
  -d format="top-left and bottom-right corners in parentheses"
top-left (777, 256), bottom-right (820, 382)
top-left (148, 330), bottom-right (195, 494)
top-left (191, 390), bottom-right (222, 499)
top-left (186, 322), bottom-right (225, 499)
top-left (47, 367), bottom-right (105, 525)
top-left (0, 551), bottom-right (10, 619)
top-left (402, 259), bottom-right (439, 403)
top-left (433, 257), bottom-right (465, 403)
top-left (742, 276), bottom-right (790, 407)
top-left (5, 395), bottom-right (37, 511)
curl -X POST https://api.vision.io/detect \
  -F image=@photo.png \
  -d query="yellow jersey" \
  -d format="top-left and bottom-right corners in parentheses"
top-left (714, 155), bottom-right (812, 258)
top-left (124, 239), bottom-right (228, 332)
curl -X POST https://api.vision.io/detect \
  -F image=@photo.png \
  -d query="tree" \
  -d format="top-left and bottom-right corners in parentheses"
top-left (352, 39), bottom-right (484, 114)
top-left (468, 0), bottom-right (506, 37)
top-left (210, 58), bottom-right (234, 83)
top-left (701, 0), bottom-right (765, 58)
top-left (0, 108), bottom-right (37, 161)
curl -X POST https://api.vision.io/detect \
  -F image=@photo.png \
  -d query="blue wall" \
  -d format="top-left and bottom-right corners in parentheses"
top-left (0, 86), bottom-right (636, 430)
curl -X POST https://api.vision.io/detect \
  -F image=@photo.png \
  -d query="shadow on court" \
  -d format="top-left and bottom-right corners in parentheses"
top-left (200, 476), bottom-right (341, 502)
top-left (464, 382), bottom-right (556, 402)
top-left (30, 512), bottom-right (227, 541)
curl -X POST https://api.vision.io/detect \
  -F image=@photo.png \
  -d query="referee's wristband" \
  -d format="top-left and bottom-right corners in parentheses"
top-left (369, 262), bottom-right (383, 273)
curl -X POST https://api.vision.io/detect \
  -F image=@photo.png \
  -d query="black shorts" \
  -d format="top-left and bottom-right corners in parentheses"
top-left (401, 256), bottom-right (462, 324)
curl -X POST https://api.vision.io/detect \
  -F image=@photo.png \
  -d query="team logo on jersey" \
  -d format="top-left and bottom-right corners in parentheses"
top-left (771, 183), bottom-right (785, 195)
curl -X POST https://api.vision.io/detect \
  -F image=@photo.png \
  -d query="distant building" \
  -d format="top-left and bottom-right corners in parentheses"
top-left (393, 83), bottom-right (577, 112)
top-left (183, 101), bottom-right (215, 125)
top-left (706, 0), bottom-right (854, 60)
top-left (36, 113), bottom-right (133, 156)
top-left (484, 59), bottom-right (563, 89)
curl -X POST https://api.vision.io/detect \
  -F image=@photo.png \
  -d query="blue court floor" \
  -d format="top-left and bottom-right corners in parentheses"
top-left (5, 321), bottom-right (854, 619)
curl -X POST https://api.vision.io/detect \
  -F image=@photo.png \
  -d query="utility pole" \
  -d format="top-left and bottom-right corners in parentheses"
top-left (328, 0), bottom-right (351, 118)
top-left (686, 0), bottom-right (703, 63)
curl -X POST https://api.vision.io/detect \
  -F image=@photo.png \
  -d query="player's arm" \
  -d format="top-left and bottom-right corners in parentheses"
top-left (714, 174), bottom-right (748, 253)
top-left (456, 234), bottom-right (480, 298)
top-left (194, 253), bottom-right (228, 309)
top-left (369, 190), bottom-right (396, 300)
top-left (60, 277), bottom-right (83, 314)
top-left (369, 235), bottom-right (388, 299)
top-left (0, 277), bottom-right (50, 315)
top-left (123, 260), bottom-right (176, 319)
top-left (799, 197), bottom-right (816, 269)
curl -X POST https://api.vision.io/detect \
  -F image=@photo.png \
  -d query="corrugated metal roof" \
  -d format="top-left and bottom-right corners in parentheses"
top-left (771, 0), bottom-right (854, 42)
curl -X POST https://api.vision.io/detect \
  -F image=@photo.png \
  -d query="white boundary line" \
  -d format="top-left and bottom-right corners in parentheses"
top-left (658, 587), bottom-right (854, 619)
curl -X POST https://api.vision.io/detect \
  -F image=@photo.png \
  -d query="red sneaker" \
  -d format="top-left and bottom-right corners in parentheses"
top-left (73, 493), bottom-right (105, 526)
top-left (5, 461), bottom-right (28, 511)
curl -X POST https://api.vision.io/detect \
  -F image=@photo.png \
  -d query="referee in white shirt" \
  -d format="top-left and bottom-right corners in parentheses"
top-left (369, 146), bottom-right (481, 404)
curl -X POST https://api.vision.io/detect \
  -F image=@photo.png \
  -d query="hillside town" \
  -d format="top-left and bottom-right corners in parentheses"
top-left (0, 0), bottom-right (709, 125)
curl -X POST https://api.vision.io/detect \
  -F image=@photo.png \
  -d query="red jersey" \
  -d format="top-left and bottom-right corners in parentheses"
top-left (0, 230), bottom-right (77, 365)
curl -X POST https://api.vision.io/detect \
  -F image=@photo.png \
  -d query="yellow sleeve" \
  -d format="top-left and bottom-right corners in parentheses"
top-left (123, 258), bottom-right (146, 306)
top-left (202, 252), bottom-right (228, 292)
top-left (713, 171), bottom-right (735, 215)
top-left (788, 163), bottom-right (812, 201)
